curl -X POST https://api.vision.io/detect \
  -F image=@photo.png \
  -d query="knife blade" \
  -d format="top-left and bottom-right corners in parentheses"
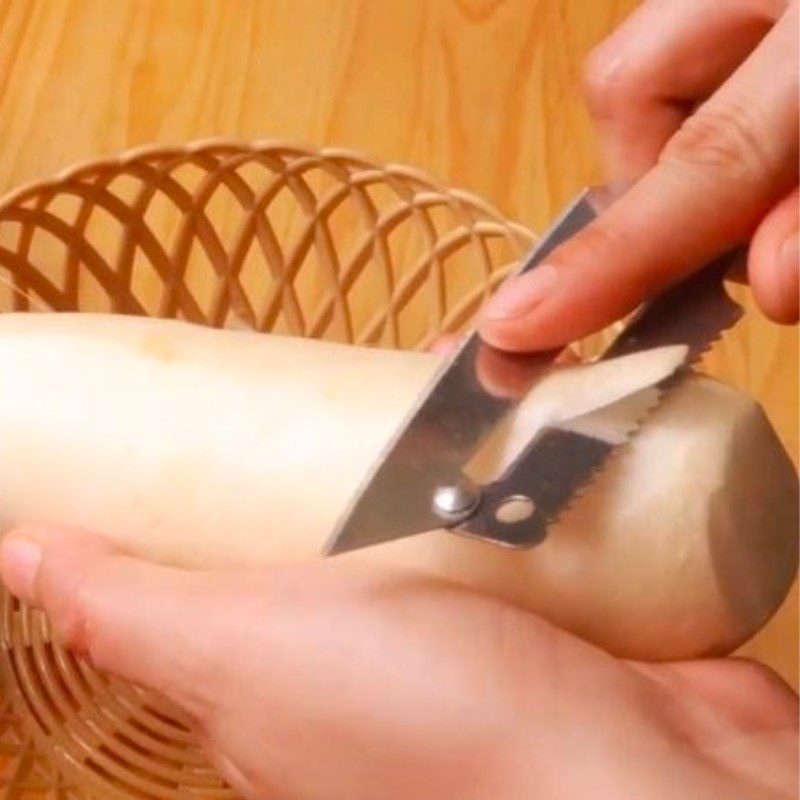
top-left (323, 189), bottom-right (605, 555)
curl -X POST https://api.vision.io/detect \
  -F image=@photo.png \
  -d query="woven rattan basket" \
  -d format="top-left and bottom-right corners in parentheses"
top-left (0, 139), bottom-right (540, 798)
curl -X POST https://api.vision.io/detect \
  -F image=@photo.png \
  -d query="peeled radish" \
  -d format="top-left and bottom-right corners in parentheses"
top-left (0, 312), bottom-right (795, 660)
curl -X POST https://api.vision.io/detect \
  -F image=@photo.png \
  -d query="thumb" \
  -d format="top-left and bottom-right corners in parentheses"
top-left (0, 526), bottom-right (239, 719)
top-left (480, 4), bottom-right (798, 352)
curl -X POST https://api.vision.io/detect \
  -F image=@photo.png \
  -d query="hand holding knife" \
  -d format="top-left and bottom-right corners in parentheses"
top-left (325, 187), bottom-right (745, 556)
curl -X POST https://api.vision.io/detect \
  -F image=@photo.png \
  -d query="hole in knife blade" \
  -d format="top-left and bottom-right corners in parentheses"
top-left (495, 495), bottom-right (535, 524)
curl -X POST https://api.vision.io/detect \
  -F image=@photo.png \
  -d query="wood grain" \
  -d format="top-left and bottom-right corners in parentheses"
top-left (0, 0), bottom-right (795, 685)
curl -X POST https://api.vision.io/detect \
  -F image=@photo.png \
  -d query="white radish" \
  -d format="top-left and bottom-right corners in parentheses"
top-left (0, 312), bottom-right (795, 660)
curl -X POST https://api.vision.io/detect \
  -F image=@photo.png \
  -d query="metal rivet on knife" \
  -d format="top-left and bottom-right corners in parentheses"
top-left (432, 479), bottom-right (481, 521)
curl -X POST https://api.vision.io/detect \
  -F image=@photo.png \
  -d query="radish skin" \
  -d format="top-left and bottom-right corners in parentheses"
top-left (0, 313), bottom-right (795, 660)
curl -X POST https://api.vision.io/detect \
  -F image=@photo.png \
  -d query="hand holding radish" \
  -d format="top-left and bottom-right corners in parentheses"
top-left (1, 526), bottom-right (797, 800)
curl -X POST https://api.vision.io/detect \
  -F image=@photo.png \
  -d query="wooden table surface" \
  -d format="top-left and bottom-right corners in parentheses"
top-left (0, 0), bottom-right (795, 685)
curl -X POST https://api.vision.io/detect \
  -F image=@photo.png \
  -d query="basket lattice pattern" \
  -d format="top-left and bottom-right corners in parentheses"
top-left (0, 140), bottom-right (535, 799)
top-left (0, 140), bottom-right (533, 350)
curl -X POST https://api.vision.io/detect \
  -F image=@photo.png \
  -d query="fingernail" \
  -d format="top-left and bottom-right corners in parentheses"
top-left (484, 264), bottom-right (559, 321)
top-left (0, 537), bottom-right (42, 602)
top-left (779, 232), bottom-right (799, 283)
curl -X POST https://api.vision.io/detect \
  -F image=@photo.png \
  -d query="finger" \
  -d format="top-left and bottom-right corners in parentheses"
top-left (427, 333), bottom-right (463, 356)
top-left (475, 345), bottom-right (584, 399)
top-left (480, 4), bottom-right (799, 352)
top-left (748, 188), bottom-right (799, 323)
top-left (427, 333), bottom-right (578, 398)
top-left (0, 526), bottom-right (253, 719)
top-left (584, 0), bottom-right (783, 181)
top-left (474, 347), bottom-right (559, 399)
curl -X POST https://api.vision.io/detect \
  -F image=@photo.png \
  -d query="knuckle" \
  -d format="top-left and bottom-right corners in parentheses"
top-left (582, 47), bottom-right (638, 119)
top-left (167, 652), bottom-right (223, 723)
top-left (181, 634), bottom-right (229, 715)
top-left (48, 556), bottom-right (113, 667)
top-left (660, 102), bottom-right (773, 183)
top-left (31, 537), bottom-right (112, 658)
top-left (557, 220), bottom-right (662, 299)
top-left (728, 658), bottom-right (788, 693)
top-left (561, 220), bottom-right (635, 277)
top-left (725, 658), bottom-right (797, 721)
top-left (564, 219), bottom-right (625, 256)
top-left (54, 566), bottom-right (97, 656)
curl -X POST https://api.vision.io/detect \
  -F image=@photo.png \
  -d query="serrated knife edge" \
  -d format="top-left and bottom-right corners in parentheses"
top-left (457, 251), bottom-right (745, 547)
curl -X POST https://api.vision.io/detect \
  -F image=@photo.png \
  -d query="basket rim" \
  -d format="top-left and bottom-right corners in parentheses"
top-left (0, 136), bottom-right (535, 245)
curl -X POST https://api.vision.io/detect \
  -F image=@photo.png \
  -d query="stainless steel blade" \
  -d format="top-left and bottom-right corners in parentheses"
top-left (323, 188), bottom-right (606, 555)
top-left (457, 250), bottom-right (745, 546)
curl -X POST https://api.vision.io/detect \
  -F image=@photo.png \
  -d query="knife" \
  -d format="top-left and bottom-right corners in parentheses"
top-left (324, 187), bottom-right (744, 556)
